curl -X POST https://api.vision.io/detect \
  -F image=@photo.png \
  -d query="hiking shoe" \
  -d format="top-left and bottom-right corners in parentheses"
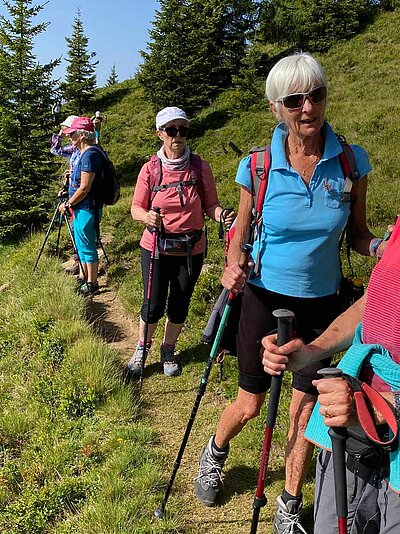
top-left (76, 277), bottom-right (86, 288)
top-left (160, 344), bottom-right (181, 377)
top-left (79, 281), bottom-right (99, 297)
top-left (273, 496), bottom-right (308, 534)
top-left (127, 344), bottom-right (150, 376)
top-left (194, 437), bottom-right (229, 507)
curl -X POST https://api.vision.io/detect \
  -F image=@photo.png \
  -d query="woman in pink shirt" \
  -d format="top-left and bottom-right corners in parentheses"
top-left (261, 219), bottom-right (400, 532)
top-left (128, 106), bottom-right (235, 378)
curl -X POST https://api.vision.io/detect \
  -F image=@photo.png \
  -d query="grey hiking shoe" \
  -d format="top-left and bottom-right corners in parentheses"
top-left (160, 344), bottom-right (181, 377)
top-left (127, 344), bottom-right (149, 376)
top-left (273, 496), bottom-right (308, 534)
top-left (194, 437), bottom-right (229, 507)
top-left (79, 281), bottom-right (99, 297)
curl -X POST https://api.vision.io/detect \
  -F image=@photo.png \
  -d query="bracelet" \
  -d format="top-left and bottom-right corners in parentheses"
top-left (394, 391), bottom-right (400, 422)
top-left (369, 238), bottom-right (383, 257)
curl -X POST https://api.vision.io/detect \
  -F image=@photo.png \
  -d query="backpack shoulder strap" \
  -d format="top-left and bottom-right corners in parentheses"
top-left (190, 153), bottom-right (205, 208)
top-left (337, 135), bottom-right (360, 203)
top-left (249, 145), bottom-right (271, 214)
top-left (249, 145), bottom-right (271, 276)
top-left (148, 154), bottom-right (161, 189)
top-left (148, 155), bottom-right (162, 209)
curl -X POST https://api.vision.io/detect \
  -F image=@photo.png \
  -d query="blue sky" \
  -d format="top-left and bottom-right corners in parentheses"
top-left (9, 0), bottom-right (160, 87)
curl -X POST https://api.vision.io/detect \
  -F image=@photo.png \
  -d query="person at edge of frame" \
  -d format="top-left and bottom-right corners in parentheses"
top-left (129, 106), bottom-right (235, 378)
top-left (261, 217), bottom-right (400, 534)
top-left (194, 52), bottom-right (386, 534)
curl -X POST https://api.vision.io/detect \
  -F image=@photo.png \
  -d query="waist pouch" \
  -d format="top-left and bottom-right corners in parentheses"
top-left (146, 228), bottom-right (204, 275)
top-left (341, 374), bottom-right (398, 498)
top-left (158, 230), bottom-right (203, 254)
top-left (346, 424), bottom-right (391, 470)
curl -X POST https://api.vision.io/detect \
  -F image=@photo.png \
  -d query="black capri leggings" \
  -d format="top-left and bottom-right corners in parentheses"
top-left (237, 283), bottom-right (341, 395)
top-left (140, 248), bottom-right (204, 325)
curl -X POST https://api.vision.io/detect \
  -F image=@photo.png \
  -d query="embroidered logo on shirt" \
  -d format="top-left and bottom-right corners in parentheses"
top-left (323, 178), bottom-right (332, 192)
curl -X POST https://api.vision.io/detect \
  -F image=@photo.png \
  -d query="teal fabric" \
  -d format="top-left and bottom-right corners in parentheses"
top-left (305, 323), bottom-right (400, 492)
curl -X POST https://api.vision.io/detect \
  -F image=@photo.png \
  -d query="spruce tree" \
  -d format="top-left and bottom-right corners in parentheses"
top-left (61, 8), bottom-right (98, 114)
top-left (257, 0), bottom-right (377, 52)
top-left (0, 0), bottom-right (60, 240)
top-left (138, 0), bottom-right (257, 115)
top-left (106, 63), bottom-right (118, 86)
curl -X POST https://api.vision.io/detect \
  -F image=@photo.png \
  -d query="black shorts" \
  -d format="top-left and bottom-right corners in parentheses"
top-left (237, 283), bottom-right (340, 395)
top-left (140, 248), bottom-right (203, 324)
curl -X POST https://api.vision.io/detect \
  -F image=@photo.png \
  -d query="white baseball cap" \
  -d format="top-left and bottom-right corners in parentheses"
top-left (60, 115), bottom-right (79, 128)
top-left (156, 106), bottom-right (189, 130)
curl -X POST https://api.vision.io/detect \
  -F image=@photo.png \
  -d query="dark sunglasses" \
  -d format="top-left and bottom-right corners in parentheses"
top-left (159, 126), bottom-right (190, 138)
top-left (278, 86), bottom-right (327, 110)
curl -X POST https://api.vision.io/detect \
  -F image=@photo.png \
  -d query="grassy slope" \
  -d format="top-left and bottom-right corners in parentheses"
top-left (1, 8), bottom-right (400, 533)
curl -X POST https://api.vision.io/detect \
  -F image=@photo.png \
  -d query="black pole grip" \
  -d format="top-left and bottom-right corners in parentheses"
top-left (219, 206), bottom-right (234, 237)
top-left (317, 367), bottom-right (348, 524)
top-left (238, 243), bottom-right (252, 271)
top-left (265, 310), bottom-right (294, 428)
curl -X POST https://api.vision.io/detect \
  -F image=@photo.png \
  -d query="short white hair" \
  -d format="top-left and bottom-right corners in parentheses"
top-left (265, 52), bottom-right (327, 102)
top-left (76, 130), bottom-right (96, 143)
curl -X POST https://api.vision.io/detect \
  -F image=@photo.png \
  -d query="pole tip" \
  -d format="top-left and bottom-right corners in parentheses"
top-left (154, 507), bottom-right (165, 519)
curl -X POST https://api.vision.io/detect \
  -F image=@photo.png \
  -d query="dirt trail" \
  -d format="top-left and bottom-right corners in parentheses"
top-left (82, 266), bottom-right (277, 534)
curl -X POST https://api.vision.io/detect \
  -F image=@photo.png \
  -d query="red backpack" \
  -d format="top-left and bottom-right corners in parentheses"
top-left (147, 153), bottom-right (205, 209)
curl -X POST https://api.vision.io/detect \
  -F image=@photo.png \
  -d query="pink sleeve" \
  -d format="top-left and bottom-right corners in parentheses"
top-left (132, 162), bottom-right (151, 210)
top-left (201, 160), bottom-right (219, 210)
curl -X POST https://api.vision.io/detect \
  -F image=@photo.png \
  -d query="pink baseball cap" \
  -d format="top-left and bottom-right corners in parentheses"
top-left (63, 116), bottom-right (94, 134)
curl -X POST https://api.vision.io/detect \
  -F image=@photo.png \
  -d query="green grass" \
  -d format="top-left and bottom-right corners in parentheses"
top-left (1, 7), bottom-right (400, 532)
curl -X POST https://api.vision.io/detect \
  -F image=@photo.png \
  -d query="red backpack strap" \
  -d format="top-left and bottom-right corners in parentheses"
top-left (250, 145), bottom-right (271, 215)
top-left (148, 155), bottom-right (162, 209)
top-left (249, 145), bottom-right (271, 276)
top-left (190, 153), bottom-right (205, 208)
top-left (147, 152), bottom-right (204, 209)
top-left (337, 136), bottom-right (360, 204)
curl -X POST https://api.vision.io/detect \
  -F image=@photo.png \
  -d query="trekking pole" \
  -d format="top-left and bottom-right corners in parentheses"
top-left (250, 309), bottom-right (295, 534)
top-left (154, 243), bottom-right (253, 520)
top-left (317, 367), bottom-right (348, 534)
top-left (55, 211), bottom-right (63, 257)
top-left (34, 197), bottom-right (64, 270)
top-left (139, 206), bottom-right (161, 390)
top-left (216, 206), bottom-right (234, 380)
top-left (97, 238), bottom-right (110, 265)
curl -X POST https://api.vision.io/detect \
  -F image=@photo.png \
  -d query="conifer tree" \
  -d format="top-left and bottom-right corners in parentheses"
top-left (138, 0), bottom-right (257, 115)
top-left (106, 63), bottom-right (118, 86)
top-left (257, 0), bottom-right (377, 52)
top-left (61, 8), bottom-right (98, 114)
top-left (0, 0), bottom-right (60, 240)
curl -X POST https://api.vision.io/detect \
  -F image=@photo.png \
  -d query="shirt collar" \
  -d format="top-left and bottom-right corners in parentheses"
top-left (270, 120), bottom-right (343, 170)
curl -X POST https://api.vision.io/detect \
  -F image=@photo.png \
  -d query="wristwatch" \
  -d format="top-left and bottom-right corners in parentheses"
top-left (370, 238), bottom-right (383, 257)
top-left (394, 391), bottom-right (400, 422)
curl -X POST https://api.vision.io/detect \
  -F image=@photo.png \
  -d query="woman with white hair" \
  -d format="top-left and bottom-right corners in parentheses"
top-left (59, 116), bottom-right (105, 296)
top-left (195, 52), bottom-right (383, 533)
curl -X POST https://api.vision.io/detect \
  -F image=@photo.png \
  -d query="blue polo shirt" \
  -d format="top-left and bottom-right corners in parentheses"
top-left (236, 121), bottom-right (372, 297)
